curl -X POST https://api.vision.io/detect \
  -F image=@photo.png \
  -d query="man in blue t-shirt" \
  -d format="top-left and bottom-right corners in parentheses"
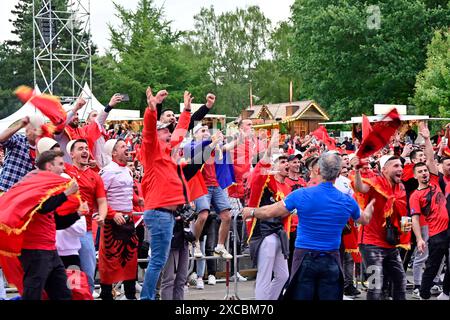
top-left (243, 152), bottom-right (375, 300)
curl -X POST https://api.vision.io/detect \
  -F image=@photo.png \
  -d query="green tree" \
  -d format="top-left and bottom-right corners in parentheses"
top-left (412, 29), bottom-right (450, 120)
top-left (96, 0), bottom-right (211, 113)
top-left (189, 6), bottom-right (273, 115)
top-left (290, 0), bottom-right (450, 120)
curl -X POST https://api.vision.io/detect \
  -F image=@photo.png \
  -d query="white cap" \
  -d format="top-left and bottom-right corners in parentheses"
top-left (379, 155), bottom-right (393, 169)
top-left (103, 139), bottom-right (118, 157)
top-left (272, 153), bottom-right (286, 163)
top-left (28, 114), bottom-right (45, 129)
top-left (66, 140), bottom-right (77, 155)
top-left (193, 123), bottom-right (208, 135)
top-left (37, 137), bottom-right (58, 154)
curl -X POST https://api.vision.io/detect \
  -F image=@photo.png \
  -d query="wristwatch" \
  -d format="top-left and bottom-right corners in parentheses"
top-left (250, 209), bottom-right (256, 218)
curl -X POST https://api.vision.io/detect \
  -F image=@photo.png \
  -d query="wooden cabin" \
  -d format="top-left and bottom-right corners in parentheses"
top-left (239, 100), bottom-right (329, 137)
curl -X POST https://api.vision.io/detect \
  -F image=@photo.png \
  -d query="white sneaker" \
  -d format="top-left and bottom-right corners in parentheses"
top-left (135, 282), bottom-right (142, 293)
top-left (196, 277), bottom-right (204, 290)
top-left (92, 290), bottom-right (101, 299)
top-left (194, 242), bottom-right (204, 258)
top-left (431, 285), bottom-right (443, 295)
top-left (437, 292), bottom-right (450, 300)
top-left (343, 295), bottom-right (354, 300)
top-left (230, 272), bottom-right (247, 282)
top-left (207, 275), bottom-right (216, 285)
top-left (411, 288), bottom-right (421, 299)
top-left (188, 273), bottom-right (197, 286)
top-left (214, 245), bottom-right (233, 259)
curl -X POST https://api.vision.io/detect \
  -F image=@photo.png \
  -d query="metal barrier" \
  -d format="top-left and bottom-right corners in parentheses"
top-left (134, 211), bottom-right (249, 300)
top-left (3, 211), bottom-right (250, 300)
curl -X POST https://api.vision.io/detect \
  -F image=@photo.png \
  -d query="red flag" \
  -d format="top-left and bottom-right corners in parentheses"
top-left (357, 109), bottom-right (401, 160)
top-left (0, 170), bottom-right (81, 256)
top-left (311, 126), bottom-right (336, 150)
top-left (15, 86), bottom-right (67, 132)
top-left (362, 114), bottom-right (372, 140)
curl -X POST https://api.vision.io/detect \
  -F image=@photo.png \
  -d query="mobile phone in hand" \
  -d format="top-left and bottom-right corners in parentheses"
top-left (119, 94), bottom-right (130, 102)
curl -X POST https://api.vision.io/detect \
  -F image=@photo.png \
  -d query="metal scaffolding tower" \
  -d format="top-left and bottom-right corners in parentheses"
top-left (33, 0), bottom-right (92, 103)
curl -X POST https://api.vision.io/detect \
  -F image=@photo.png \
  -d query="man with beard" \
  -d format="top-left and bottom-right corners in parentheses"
top-left (158, 93), bottom-right (216, 132)
top-left (140, 89), bottom-right (192, 300)
top-left (410, 162), bottom-right (450, 300)
top-left (285, 154), bottom-right (307, 191)
top-left (352, 154), bottom-right (411, 300)
top-left (98, 139), bottom-right (138, 300)
top-left (409, 123), bottom-right (450, 300)
top-left (190, 124), bottom-right (235, 262)
top-left (245, 131), bottom-right (292, 300)
top-left (65, 139), bottom-right (108, 293)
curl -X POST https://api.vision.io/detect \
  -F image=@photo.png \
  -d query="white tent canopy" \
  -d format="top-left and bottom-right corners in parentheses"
top-left (0, 83), bottom-right (140, 133)
top-left (0, 86), bottom-right (44, 133)
top-left (64, 83), bottom-right (140, 122)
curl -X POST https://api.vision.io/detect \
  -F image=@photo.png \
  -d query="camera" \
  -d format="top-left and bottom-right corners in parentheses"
top-left (176, 204), bottom-right (197, 223)
top-left (183, 228), bottom-right (196, 243)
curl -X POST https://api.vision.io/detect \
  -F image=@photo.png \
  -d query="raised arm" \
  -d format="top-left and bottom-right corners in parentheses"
top-left (171, 91), bottom-right (193, 148)
top-left (350, 156), bottom-right (370, 194)
top-left (97, 94), bottom-right (123, 126)
top-left (141, 87), bottom-right (161, 165)
top-left (419, 121), bottom-right (438, 175)
top-left (188, 93), bottom-right (216, 131)
top-left (0, 117), bottom-right (29, 143)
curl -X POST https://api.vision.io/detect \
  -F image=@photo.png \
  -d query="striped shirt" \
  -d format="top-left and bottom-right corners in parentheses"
top-left (0, 134), bottom-right (34, 192)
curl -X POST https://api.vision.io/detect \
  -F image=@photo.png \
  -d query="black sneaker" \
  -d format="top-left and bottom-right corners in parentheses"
top-left (344, 285), bottom-right (361, 297)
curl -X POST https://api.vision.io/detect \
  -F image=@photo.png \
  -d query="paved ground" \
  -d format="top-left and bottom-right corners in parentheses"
top-left (4, 269), bottom-right (442, 300)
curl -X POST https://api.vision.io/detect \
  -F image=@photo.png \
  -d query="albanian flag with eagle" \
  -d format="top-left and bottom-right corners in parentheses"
top-left (357, 109), bottom-right (401, 160)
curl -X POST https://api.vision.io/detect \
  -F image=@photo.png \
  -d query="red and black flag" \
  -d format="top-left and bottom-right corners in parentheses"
top-left (357, 109), bottom-right (401, 160)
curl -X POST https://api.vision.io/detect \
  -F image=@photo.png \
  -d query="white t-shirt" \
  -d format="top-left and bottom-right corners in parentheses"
top-left (334, 175), bottom-right (354, 197)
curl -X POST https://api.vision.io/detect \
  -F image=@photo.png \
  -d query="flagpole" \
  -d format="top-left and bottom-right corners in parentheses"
top-left (249, 81), bottom-right (253, 109)
top-left (289, 80), bottom-right (293, 104)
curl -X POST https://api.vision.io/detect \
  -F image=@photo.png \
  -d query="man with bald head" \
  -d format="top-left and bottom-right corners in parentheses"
top-left (352, 154), bottom-right (411, 300)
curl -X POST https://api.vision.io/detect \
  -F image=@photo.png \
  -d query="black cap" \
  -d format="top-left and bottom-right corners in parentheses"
top-left (287, 154), bottom-right (302, 162)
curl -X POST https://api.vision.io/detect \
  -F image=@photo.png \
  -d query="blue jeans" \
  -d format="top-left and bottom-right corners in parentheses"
top-left (289, 252), bottom-right (342, 300)
top-left (78, 231), bottom-right (96, 293)
top-left (141, 210), bottom-right (175, 300)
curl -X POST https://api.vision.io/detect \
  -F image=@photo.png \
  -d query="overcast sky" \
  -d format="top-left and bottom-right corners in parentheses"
top-left (0, 0), bottom-right (294, 54)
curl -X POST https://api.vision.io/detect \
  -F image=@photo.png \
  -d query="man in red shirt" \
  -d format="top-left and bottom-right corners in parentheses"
top-left (352, 154), bottom-right (411, 300)
top-left (20, 150), bottom-right (80, 300)
top-left (410, 160), bottom-right (450, 300)
top-left (65, 139), bottom-right (108, 293)
top-left (140, 88), bottom-right (192, 300)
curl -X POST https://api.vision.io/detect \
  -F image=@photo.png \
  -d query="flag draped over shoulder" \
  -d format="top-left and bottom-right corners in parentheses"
top-left (357, 109), bottom-right (401, 160)
top-left (246, 162), bottom-right (291, 242)
top-left (15, 86), bottom-right (67, 133)
top-left (0, 170), bottom-right (83, 298)
top-left (0, 170), bottom-right (81, 257)
top-left (361, 175), bottom-right (411, 249)
top-left (311, 126), bottom-right (336, 150)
